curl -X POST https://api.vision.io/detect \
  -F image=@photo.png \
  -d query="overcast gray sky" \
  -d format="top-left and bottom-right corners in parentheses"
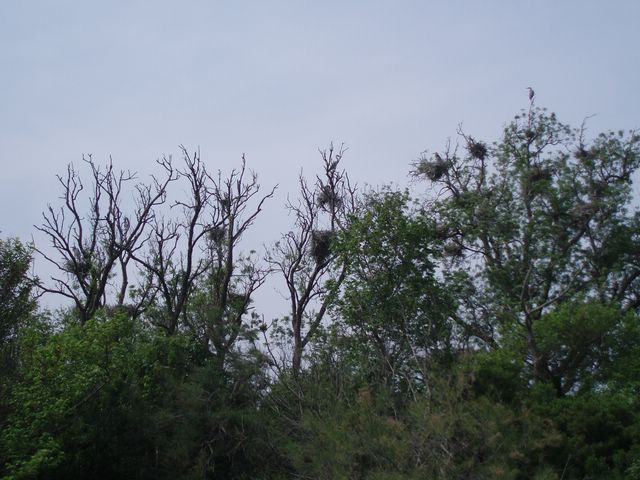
top-left (1, 1), bottom-right (639, 314)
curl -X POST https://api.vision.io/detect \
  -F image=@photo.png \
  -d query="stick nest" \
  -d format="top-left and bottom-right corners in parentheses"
top-left (416, 157), bottom-right (448, 181)
top-left (310, 230), bottom-right (334, 264)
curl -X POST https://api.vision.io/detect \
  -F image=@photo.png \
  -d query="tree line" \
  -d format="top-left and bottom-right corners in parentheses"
top-left (1, 99), bottom-right (639, 479)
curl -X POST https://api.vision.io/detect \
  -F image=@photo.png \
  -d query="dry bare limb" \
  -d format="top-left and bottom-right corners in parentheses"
top-left (267, 143), bottom-right (356, 375)
top-left (35, 155), bottom-right (175, 322)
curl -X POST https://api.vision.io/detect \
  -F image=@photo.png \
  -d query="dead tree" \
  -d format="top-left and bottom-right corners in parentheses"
top-left (267, 144), bottom-right (356, 376)
top-left (132, 147), bottom-right (275, 365)
top-left (35, 156), bottom-right (175, 323)
top-left (203, 160), bottom-right (275, 366)
top-left (131, 147), bottom-right (217, 334)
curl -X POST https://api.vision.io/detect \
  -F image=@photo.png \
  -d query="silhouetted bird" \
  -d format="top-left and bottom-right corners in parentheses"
top-left (527, 87), bottom-right (535, 101)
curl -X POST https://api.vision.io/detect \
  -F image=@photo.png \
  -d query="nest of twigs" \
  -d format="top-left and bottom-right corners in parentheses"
top-left (310, 230), bottom-right (334, 264)
top-left (575, 147), bottom-right (590, 160)
top-left (317, 184), bottom-right (341, 210)
top-left (65, 259), bottom-right (92, 278)
top-left (219, 195), bottom-right (231, 211)
top-left (467, 140), bottom-right (488, 160)
top-left (572, 202), bottom-right (599, 219)
top-left (443, 241), bottom-right (464, 257)
top-left (416, 156), bottom-right (448, 182)
top-left (65, 248), bottom-right (92, 278)
top-left (528, 166), bottom-right (552, 183)
top-left (434, 223), bottom-right (453, 240)
top-left (208, 225), bottom-right (226, 243)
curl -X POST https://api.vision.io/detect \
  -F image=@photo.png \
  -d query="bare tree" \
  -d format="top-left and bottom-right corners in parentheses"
top-left (201, 160), bottom-right (275, 366)
top-left (132, 147), bottom-right (276, 365)
top-left (35, 156), bottom-right (175, 323)
top-left (131, 148), bottom-right (218, 334)
top-left (267, 144), bottom-right (356, 375)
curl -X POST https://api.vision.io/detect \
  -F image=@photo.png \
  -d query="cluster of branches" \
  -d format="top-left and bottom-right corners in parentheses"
top-left (413, 97), bottom-right (640, 394)
top-left (36, 148), bottom-right (275, 363)
top-left (35, 144), bottom-right (361, 373)
top-left (35, 156), bottom-right (172, 322)
top-left (34, 97), bottom-right (640, 394)
top-left (266, 144), bottom-right (357, 375)
top-left (10, 98), bottom-right (640, 479)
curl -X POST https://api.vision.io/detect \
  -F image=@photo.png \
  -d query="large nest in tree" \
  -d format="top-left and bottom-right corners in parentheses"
top-left (528, 165), bottom-right (552, 183)
top-left (574, 147), bottom-right (591, 160)
top-left (310, 230), bottom-right (334, 264)
top-left (208, 225), bottom-right (226, 243)
top-left (316, 184), bottom-right (341, 210)
top-left (416, 155), bottom-right (448, 181)
top-left (467, 140), bottom-right (488, 160)
top-left (65, 259), bottom-right (92, 278)
top-left (443, 241), bottom-right (464, 257)
top-left (65, 247), bottom-right (92, 278)
top-left (434, 223), bottom-right (453, 240)
top-left (589, 180), bottom-right (608, 196)
top-left (219, 195), bottom-right (231, 210)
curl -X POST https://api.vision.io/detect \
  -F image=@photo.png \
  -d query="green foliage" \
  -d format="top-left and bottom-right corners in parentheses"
top-left (139, 351), bottom-right (271, 480)
top-left (405, 389), bottom-right (561, 478)
top-left (533, 302), bottom-right (640, 393)
top-left (1, 311), bottom-right (150, 479)
top-left (416, 106), bottom-right (640, 395)
top-left (333, 189), bottom-right (454, 389)
top-left (267, 356), bottom-right (562, 480)
top-left (2, 101), bottom-right (639, 478)
top-left (1, 310), bottom-right (272, 480)
top-left (0, 236), bottom-right (37, 392)
top-left (0, 236), bottom-right (38, 465)
top-left (527, 388), bottom-right (640, 479)
top-left (0, 237), bottom-right (36, 344)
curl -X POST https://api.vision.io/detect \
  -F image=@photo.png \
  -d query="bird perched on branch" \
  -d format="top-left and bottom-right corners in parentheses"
top-left (527, 86), bottom-right (535, 101)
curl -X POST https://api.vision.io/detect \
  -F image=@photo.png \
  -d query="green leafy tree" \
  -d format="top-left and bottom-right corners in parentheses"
top-left (0, 237), bottom-right (36, 347)
top-left (414, 99), bottom-right (640, 394)
top-left (269, 350), bottom-right (560, 480)
top-left (1, 310), bottom-right (273, 480)
top-left (413, 98), bottom-right (640, 477)
top-left (136, 333), bottom-right (272, 480)
top-left (332, 189), bottom-right (453, 391)
top-left (0, 236), bottom-right (38, 455)
top-left (1, 311), bottom-right (151, 479)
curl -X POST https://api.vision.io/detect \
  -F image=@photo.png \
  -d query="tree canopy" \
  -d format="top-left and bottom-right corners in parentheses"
top-left (1, 100), bottom-right (639, 479)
